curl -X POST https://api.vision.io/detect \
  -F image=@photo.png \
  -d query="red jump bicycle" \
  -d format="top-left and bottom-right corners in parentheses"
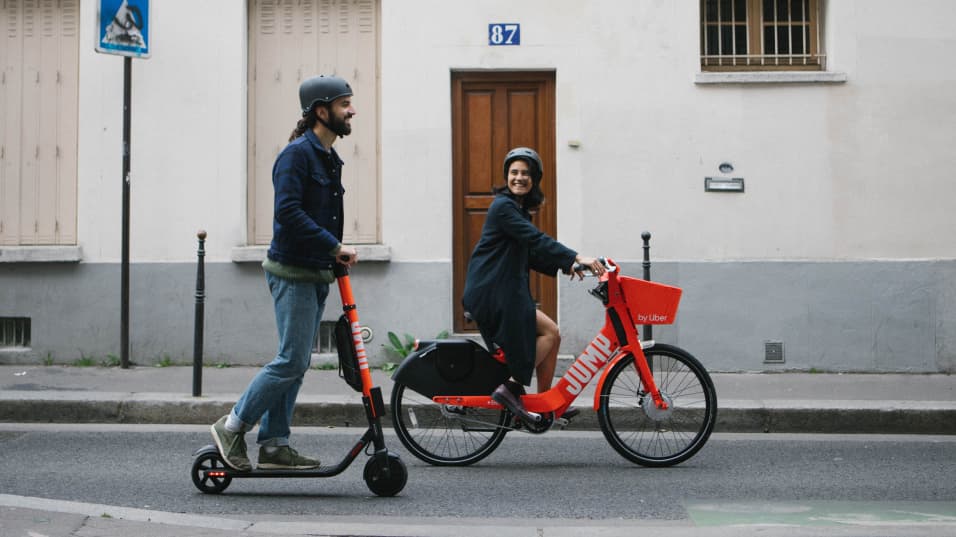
top-left (389, 258), bottom-right (717, 467)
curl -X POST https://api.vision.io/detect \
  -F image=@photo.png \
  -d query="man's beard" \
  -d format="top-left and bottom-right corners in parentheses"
top-left (328, 112), bottom-right (352, 137)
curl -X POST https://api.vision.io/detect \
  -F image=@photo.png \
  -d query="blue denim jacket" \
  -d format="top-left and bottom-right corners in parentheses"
top-left (267, 129), bottom-right (345, 270)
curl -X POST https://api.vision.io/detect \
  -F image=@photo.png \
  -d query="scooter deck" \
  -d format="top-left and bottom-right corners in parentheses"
top-left (194, 437), bottom-right (367, 479)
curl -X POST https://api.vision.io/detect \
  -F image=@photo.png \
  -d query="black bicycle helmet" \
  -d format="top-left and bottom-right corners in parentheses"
top-left (503, 147), bottom-right (543, 182)
top-left (299, 75), bottom-right (353, 116)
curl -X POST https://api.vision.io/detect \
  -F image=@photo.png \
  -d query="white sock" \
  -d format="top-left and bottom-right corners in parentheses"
top-left (224, 412), bottom-right (244, 433)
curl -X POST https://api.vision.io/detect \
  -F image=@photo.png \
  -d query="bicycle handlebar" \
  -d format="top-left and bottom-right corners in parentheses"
top-left (571, 257), bottom-right (615, 277)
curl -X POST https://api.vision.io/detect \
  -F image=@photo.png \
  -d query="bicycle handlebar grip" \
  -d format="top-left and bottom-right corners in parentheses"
top-left (572, 257), bottom-right (608, 273)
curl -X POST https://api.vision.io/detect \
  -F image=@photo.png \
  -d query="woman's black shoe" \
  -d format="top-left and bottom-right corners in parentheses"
top-left (492, 383), bottom-right (541, 424)
top-left (504, 379), bottom-right (526, 396)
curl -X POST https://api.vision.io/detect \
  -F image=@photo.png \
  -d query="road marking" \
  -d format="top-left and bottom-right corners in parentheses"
top-left (686, 501), bottom-right (956, 527)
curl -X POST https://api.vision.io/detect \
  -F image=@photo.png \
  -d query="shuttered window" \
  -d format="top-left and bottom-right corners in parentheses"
top-left (0, 0), bottom-right (78, 245)
top-left (248, 0), bottom-right (379, 246)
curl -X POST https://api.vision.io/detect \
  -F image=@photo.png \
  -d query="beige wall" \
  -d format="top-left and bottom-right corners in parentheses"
top-left (53, 0), bottom-right (956, 263)
top-left (75, 0), bottom-right (247, 263)
top-left (381, 0), bottom-right (956, 262)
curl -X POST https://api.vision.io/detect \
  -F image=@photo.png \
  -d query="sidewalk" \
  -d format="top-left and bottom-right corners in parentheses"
top-left (0, 365), bottom-right (953, 434)
top-left (7, 495), bottom-right (956, 537)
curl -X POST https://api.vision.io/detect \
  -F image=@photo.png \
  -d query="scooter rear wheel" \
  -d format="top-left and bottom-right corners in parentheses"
top-left (191, 450), bottom-right (232, 494)
top-left (390, 381), bottom-right (508, 466)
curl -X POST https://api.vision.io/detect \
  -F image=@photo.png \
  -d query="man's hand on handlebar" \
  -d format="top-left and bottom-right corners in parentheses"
top-left (336, 245), bottom-right (359, 267)
top-left (570, 256), bottom-right (606, 280)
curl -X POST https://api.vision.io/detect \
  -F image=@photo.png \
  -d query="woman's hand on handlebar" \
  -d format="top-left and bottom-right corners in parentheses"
top-left (570, 256), bottom-right (606, 280)
top-left (336, 245), bottom-right (359, 267)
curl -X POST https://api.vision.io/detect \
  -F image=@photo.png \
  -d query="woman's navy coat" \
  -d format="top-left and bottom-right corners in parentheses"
top-left (462, 192), bottom-right (576, 386)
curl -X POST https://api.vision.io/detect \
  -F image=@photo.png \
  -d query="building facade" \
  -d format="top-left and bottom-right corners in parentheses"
top-left (1, 0), bottom-right (954, 372)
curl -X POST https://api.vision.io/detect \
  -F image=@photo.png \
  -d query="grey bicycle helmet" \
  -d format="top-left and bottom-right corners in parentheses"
top-left (299, 75), bottom-right (353, 116)
top-left (503, 147), bottom-right (543, 182)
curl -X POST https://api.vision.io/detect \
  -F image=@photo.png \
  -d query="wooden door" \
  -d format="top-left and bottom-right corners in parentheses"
top-left (451, 71), bottom-right (556, 333)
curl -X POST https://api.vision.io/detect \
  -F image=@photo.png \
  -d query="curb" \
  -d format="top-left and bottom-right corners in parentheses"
top-left (2, 395), bottom-right (954, 434)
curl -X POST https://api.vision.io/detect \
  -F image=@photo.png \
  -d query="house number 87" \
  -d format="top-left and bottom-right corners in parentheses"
top-left (489, 23), bottom-right (520, 45)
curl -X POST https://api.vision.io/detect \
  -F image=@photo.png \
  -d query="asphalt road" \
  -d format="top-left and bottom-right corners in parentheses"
top-left (2, 425), bottom-right (955, 524)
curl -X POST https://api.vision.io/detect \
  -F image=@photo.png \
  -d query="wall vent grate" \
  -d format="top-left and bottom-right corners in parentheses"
top-left (314, 321), bottom-right (337, 354)
top-left (764, 341), bottom-right (784, 363)
top-left (1, 317), bottom-right (31, 347)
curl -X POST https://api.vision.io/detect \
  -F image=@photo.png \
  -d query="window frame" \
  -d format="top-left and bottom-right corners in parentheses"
top-left (700, 0), bottom-right (824, 72)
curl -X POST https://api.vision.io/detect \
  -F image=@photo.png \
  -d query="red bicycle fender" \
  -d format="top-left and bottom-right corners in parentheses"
top-left (592, 353), bottom-right (632, 410)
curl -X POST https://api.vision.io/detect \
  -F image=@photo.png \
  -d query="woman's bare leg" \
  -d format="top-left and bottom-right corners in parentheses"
top-left (534, 310), bottom-right (561, 393)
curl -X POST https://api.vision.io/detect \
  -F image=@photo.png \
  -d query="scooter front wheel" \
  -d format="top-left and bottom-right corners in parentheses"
top-left (363, 452), bottom-right (408, 497)
top-left (191, 449), bottom-right (232, 494)
top-left (390, 381), bottom-right (508, 466)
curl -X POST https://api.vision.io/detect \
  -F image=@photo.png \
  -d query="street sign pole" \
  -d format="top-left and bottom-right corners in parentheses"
top-left (121, 56), bottom-right (132, 368)
top-left (96, 0), bottom-right (150, 368)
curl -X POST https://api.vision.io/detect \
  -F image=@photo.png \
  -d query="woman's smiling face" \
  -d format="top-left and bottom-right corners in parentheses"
top-left (507, 159), bottom-right (532, 197)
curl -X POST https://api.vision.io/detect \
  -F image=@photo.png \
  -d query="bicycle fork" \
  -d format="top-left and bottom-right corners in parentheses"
top-left (623, 342), bottom-right (668, 411)
top-left (605, 299), bottom-right (669, 411)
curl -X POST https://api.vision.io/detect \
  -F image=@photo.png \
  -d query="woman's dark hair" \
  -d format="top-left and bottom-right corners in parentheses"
top-left (288, 110), bottom-right (319, 142)
top-left (495, 156), bottom-right (545, 210)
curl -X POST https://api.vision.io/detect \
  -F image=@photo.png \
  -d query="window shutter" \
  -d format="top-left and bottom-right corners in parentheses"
top-left (0, 0), bottom-right (77, 245)
top-left (56, 0), bottom-right (78, 244)
top-left (248, 0), bottom-right (379, 246)
top-left (1, 0), bottom-right (24, 244)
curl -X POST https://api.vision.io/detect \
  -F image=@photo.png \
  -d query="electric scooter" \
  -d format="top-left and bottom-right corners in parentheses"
top-left (190, 261), bottom-right (408, 496)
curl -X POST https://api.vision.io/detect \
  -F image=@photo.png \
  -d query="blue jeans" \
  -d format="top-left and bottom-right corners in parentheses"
top-left (232, 271), bottom-right (330, 446)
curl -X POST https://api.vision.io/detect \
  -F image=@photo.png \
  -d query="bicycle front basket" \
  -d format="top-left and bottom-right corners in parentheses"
top-left (619, 276), bottom-right (682, 325)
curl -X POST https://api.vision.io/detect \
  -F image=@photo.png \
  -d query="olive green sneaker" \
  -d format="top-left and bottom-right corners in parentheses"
top-left (210, 416), bottom-right (251, 471)
top-left (257, 446), bottom-right (321, 470)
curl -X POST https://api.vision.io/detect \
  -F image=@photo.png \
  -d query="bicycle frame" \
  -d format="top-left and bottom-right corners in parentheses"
top-left (432, 259), bottom-right (682, 418)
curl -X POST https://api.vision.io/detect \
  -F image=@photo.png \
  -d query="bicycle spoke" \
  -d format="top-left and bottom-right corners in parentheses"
top-left (391, 382), bottom-right (508, 466)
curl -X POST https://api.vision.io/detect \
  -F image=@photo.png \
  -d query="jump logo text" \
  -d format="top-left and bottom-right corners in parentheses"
top-left (351, 321), bottom-right (369, 370)
top-left (562, 333), bottom-right (614, 395)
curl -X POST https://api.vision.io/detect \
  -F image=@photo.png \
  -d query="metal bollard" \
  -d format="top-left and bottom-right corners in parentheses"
top-left (192, 230), bottom-right (206, 397)
top-left (641, 231), bottom-right (652, 342)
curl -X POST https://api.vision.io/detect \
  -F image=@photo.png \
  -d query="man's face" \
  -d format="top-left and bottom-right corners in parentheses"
top-left (322, 96), bottom-right (355, 136)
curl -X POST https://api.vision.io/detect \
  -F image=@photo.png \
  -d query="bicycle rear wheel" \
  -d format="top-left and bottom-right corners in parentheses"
top-left (390, 381), bottom-right (509, 466)
top-left (598, 344), bottom-right (717, 467)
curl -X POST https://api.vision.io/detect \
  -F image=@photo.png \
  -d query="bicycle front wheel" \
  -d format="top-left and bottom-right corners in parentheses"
top-left (598, 344), bottom-right (717, 467)
top-left (390, 381), bottom-right (509, 466)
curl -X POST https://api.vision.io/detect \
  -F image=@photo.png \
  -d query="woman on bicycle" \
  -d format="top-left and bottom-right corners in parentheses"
top-left (462, 147), bottom-right (605, 423)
